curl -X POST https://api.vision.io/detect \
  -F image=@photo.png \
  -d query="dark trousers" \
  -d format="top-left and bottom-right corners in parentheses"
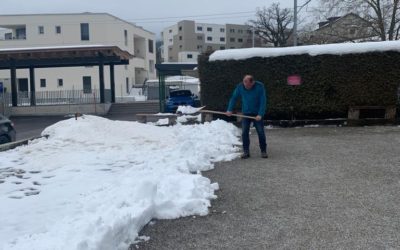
top-left (242, 116), bottom-right (267, 153)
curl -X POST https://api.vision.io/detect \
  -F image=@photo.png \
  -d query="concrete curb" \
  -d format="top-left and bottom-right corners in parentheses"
top-left (0, 135), bottom-right (48, 152)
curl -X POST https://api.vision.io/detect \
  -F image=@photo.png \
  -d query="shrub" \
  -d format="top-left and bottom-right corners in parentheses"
top-left (198, 51), bottom-right (400, 119)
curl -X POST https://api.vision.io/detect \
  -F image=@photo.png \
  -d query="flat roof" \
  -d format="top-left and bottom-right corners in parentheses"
top-left (156, 63), bottom-right (198, 75)
top-left (0, 45), bottom-right (133, 69)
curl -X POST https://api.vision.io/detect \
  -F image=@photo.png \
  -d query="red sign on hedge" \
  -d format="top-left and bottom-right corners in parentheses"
top-left (287, 75), bottom-right (302, 86)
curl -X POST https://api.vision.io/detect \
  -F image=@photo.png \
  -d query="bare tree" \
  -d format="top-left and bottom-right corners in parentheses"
top-left (249, 3), bottom-right (294, 47)
top-left (318, 0), bottom-right (400, 40)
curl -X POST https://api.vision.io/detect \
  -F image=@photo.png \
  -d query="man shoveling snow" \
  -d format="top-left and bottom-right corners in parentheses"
top-left (226, 74), bottom-right (268, 159)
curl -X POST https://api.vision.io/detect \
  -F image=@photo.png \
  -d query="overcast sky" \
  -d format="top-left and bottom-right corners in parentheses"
top-left (0, 0), bottom-right (318, 38)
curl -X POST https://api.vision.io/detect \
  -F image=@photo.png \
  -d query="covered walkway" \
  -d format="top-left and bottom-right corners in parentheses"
top-left (0, 45), bottom-right (133, 106)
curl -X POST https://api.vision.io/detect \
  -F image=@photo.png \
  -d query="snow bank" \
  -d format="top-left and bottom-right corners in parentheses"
top-left (209, 40), bottom-right (400, 61)
top-left (0, 116), bottom-right (240, 250)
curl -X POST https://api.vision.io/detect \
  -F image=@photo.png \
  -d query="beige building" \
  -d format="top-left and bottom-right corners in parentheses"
top-left (0, 13), bottom-right (156, 97)
top-left (304, 13), bottom-right (378, 44)
top-left (161, 20), bottom-right (265, 63)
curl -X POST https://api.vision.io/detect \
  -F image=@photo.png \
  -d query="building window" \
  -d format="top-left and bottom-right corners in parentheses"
top-left (197, 26), bottom-right (203, 31)
top-left (179, 36), bottom-right (182, 40)
top-left (80, 23), bottom-right (90, 41)
top-left (179, 26), bottom-right (182, 31)
top-left (230, 28), bottom-right (235, 33)
top-left (40, 79), bottom-right (46, 88)
top-left (38, 26), bottom-right (44, 34)
top-left (124, 30), bottom-right (128, 46)
top-left (169, 47), bottom-right (172, 51)
top-left (83, 76), bottom-right (92, 93)
top-left (220, 37), bottom-right (225, 42)
top-left (197, 35), bottom-right (202, 40)
top-left (349, 28), bottom-right (356, 35)
top-left (220, 28), bottom-right (225, 32)
top-left (169, 39), bottom-right (172, 42)
top-left (238, 38), bottom-right (243, 43)
top-left (179, 45), bottom-right (183, 50)
top-left (197, 45), bottom-right (203, 50)
top-left (58, 79), bottom-right (63, 87)
top-left (230, 38), bottom-right (235, 42)
top-left (55, 26), bottom-right (61, 34)
top-left (207, 36), bottom-right (212, 41)
top-left (207, 27), bottom-right (212, 32)
top-left (187, 54), bottom-right (193, 59)
top-left (247, 30), bottom-right (252, 34)
top-left (247, 38), bottom-right (252, 43)
top-left (149, 60), bottom-right (155, 73)
top-left (148, 39), bottom-right (154, 53)
top-left (126, 78), bottom-right (130, 93)
top-left (169, 29), bottom-right (172, 33)
top-left (220, 46), bottom-right (225, 50)
top-left (238, 29), bottom-right (243, 34)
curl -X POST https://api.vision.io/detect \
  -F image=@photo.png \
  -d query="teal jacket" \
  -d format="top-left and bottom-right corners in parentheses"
top-left (227, 81), bottom-right (267, 116)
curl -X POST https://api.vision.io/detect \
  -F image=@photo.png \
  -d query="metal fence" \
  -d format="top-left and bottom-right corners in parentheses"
top-left (0, 89), bottom-right (106, 107)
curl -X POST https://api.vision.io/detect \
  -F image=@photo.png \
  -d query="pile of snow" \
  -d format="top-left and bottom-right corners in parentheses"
top-left (0, 116), bottom-right (240, 250)
top-left (177, 114), bottom-right (202, 124)
top-left (209, 40), bottom-right (400, 61)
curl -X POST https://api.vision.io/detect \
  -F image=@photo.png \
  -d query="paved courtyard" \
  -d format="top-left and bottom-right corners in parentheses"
top-left (137, 126), bottom-right (400, 249)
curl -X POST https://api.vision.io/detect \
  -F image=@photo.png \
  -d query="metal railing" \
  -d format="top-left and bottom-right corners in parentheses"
top-left (0, 89), bottom-right (102, 107)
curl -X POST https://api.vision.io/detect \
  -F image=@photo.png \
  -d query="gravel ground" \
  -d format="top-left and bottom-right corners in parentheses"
top-left (136, 126), bottom-right (400, 250)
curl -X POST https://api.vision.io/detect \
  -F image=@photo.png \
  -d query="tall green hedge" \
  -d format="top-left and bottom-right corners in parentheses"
top-left (198, 51), bottom-right (400, 119)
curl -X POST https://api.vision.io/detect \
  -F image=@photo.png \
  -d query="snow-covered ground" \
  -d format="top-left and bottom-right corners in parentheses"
top-left (0, 116), bottom-right (241, 250)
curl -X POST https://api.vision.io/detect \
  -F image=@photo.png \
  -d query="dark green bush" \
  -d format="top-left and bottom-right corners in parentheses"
top-left (198, 51), bottom-right (400, 119)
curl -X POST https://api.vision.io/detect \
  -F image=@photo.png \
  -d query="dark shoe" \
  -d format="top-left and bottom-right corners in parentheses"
top-left (261, 152), bottom-right (268, 158)
top-left (241, 152), bottom-right (250, 159)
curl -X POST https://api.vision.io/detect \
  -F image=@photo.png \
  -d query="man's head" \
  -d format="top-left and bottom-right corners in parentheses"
top-left (243, 75), bottom-right (255, 89)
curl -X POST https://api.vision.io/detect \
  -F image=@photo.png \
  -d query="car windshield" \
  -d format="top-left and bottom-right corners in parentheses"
top-left (170, 90), bottom-right (192, 97)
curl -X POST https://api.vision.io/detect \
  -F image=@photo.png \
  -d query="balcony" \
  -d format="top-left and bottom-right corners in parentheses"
top-left (0, 25), bottom-right (27, 41)
top-left (133, 35), bottom-right (146, 59)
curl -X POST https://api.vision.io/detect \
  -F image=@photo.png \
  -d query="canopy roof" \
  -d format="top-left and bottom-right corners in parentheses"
top-left (0, 45), bottom-right (133, 69)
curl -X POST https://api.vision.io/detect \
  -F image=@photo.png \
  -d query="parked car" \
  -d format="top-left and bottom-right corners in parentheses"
top-left (165, 90), bottom-right (200, 113)
top-left (0, 115), bottom-right (16, 144)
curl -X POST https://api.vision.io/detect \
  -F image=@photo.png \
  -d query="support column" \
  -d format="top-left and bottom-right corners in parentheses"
top-left (99, 59), bottom-right (105, 103)
top-left (29, 66), bottom-right (36, 106)
top-left (10, 64), bottom-right (17, 107)
top-left (158, 74), bottom-right (166, 112)
top-left (110, 63), bottom-right (115, 103)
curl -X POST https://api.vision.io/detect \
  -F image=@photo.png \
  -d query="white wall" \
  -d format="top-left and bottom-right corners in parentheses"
top-left (162, 24), bottom-right (178, 62)
top-left (178, 51), bottom-right (200, 63)
top-left (195, 23), bottom-right (226, 45)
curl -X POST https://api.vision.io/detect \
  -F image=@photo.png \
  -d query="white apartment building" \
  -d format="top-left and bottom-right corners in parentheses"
top-left (0, 13), bottom-right (156, 97)
top-left (162, 20), bottom-right (265, 63)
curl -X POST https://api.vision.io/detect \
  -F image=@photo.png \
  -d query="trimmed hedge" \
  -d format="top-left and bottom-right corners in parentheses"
top-left (198, 51), bottom-right (400, 119)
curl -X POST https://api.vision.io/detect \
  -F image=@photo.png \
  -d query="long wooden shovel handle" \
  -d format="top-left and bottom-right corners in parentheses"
top-left (200, 110), bottom-right (257, 120)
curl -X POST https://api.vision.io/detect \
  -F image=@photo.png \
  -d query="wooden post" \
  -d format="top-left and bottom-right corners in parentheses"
top-left (99, 57), bottom-right (105, 103)
top-left (10, 64), bottom-right (17, 107)
top-left (29, 67), bottom-right (36, 106)
top-left (110, 63), bottom-right (115, 103)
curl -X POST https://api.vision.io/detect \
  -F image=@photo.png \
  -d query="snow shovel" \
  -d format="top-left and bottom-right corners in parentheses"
top-left (176, 106), bottom-right (206, 115)
top-left (200, 110), bottom-right (257, 120)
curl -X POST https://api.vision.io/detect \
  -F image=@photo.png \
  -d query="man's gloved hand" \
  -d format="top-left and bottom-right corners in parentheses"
top-left (255, 115), bottom-right (262, 121)
top-left (226, 111), bottom-right (233, 117)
